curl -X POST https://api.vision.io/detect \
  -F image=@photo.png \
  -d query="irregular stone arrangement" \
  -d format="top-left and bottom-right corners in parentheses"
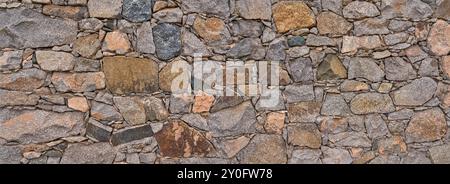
top-left (1, 0), bottom-right (450, 164)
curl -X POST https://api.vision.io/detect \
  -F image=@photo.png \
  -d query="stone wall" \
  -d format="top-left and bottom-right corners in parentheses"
top-left (1, 0), bottom-right (450, 164)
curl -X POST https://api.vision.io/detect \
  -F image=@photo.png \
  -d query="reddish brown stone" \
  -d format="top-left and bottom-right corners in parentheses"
top-left (193, 16), bottom-right (227, 42)
top-left (155, 120), bottom-right (215, 158)
top-left (192, 92), bottom-right (215, 113)
top-left (68, 96), bottom-right (89, 112)
top-left (264, 112), bottom-right (285, 134)
top-left (273, 2), bottom-right (315, 33)
top-left (43, 5), bottom-right (88, 20)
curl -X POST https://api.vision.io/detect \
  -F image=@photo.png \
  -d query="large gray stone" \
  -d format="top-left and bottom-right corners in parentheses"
top-left (343, 1), bottom-right (380, 19)
top-left (236, 0), bottom-right (272, 20)
top-left (182, 29), bottom-right (211, 57)
top-left (208, 101), bottom-right (257, 137)
top-left (136, 22), bottom-right (156, 54)
top-left (153, 23), bottom-right (181, 60)
top-left (227, 38), bottom-right (265, 59)
top-left (231, 20), bottom-right (264, 38)
top-left (284, 84), bottom-right (315, 104)
top-left (348, 57), bottom-right (384, 82)
top-left (354, 18), bottom-right (389, 36)
top-left (392, 77), bottom-right (437, 106)
top-left (287, 57), bottom-right (314, 82)
top-left (381, 0), bottom-right (433, 21)
top-left (0, 8), bottom-right (77, 49)
top-left (181, 0), bottom-right (230, 18)
top-left (60, 143), bottom-right (115, 164)
top-left (365, 114), bottom-right (389, 139)
top-left (122, 0), bottom-right (153, 22)
top-left (321, 94), bottom-right (351, 116)
top-left (91, 101), bottom-right (122, 122)
top-left (384, 57), bottom-right (416, 81)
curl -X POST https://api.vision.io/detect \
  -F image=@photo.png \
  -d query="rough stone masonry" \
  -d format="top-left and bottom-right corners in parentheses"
top-left (1, 0), bottom-right (450, 164)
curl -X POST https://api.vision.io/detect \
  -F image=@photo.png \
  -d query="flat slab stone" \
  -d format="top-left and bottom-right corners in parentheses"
top-left (0, 109), bottom-right (85, 144)
top-left (102, 57), bottom-right (159, 95)
top-left (0, 8), bottom-right (77, 49)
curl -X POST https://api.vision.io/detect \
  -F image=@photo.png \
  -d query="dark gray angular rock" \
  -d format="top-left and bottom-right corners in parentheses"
top-left (111, 124), bottom-right (154, 146)
top-left (122, 0), bottom-right (153, 22)
top-left (266, 37), bottom-right (287, 61)
top-left (287, 57), bottom-right (314, 82)
top-left (153, 23), bottom-right (181, 60)
top-left (231, 20), bottom-right (263, 38)
top-left (86, 119), bottom-right (113, 142)
top-left (287, 36), bottom-right (306, 47)
top-left (0, 8), bottom-right (77, 49)
top-left (227, 38), bottom-right (264, 59)
top-left (169, 94), bottom-right (194, 114)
